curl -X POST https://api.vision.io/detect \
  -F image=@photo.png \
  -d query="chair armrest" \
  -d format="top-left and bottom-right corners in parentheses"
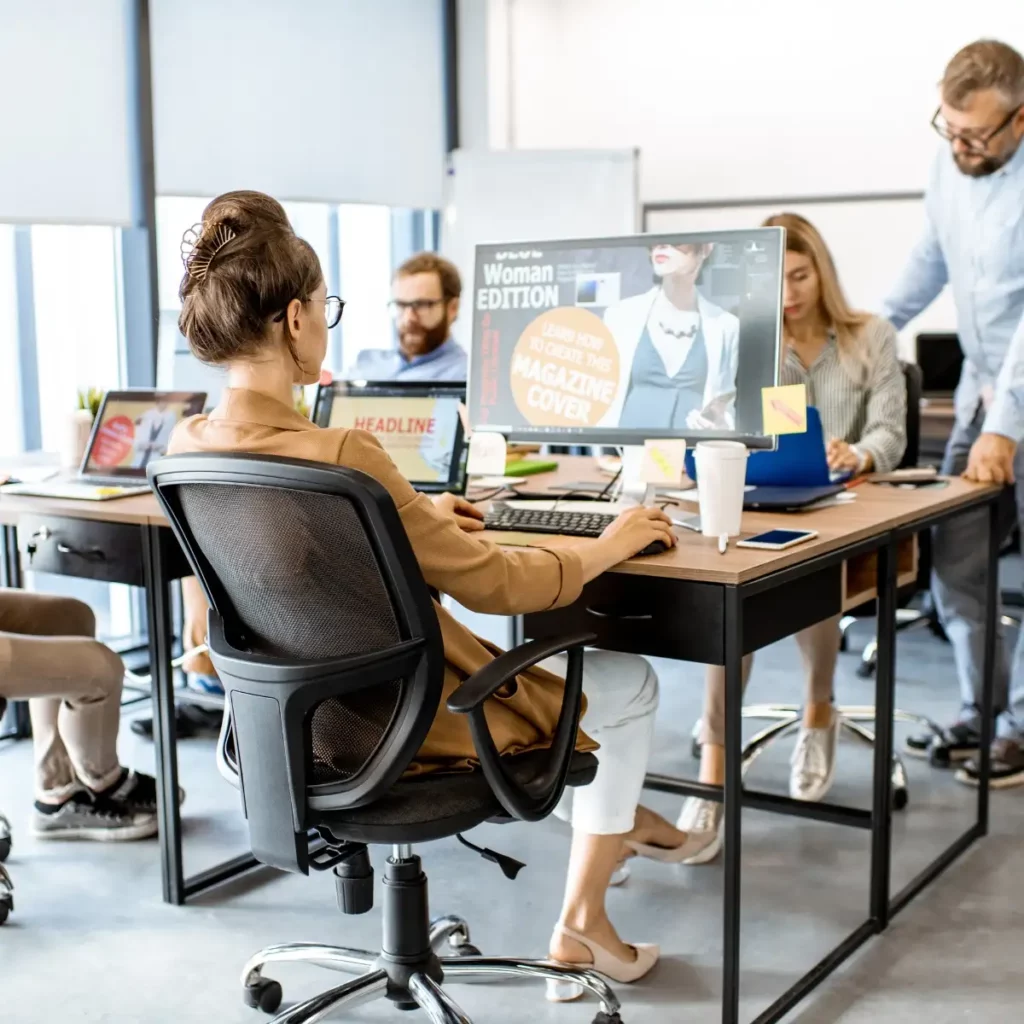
top-left (446, 632), bottom-right (597, 714)
top-left (448, 631), bottom-right (597, 823)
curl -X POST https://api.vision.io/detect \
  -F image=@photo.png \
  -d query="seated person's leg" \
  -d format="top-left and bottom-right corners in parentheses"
top-left (541, 651), bottom-right (683, 994)
top-left (131, 577), bottom-right (223, 740)
top-left (0, 590), bottom-right (159, 841)
top-left (675, 655), bottom-right (754, 865)
top-left (181, 576), bottom-right (222, 694)
top-left (789, 614), bottom-right (842, 802)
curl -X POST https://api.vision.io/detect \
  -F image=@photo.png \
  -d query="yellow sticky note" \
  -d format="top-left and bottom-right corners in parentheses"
top-left (641, 439), bottom-right (686, 485)
top-left (761, 383), bottom-right (808, 435)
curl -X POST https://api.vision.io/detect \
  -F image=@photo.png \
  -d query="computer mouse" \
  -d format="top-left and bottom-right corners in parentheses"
top-left (637, 540), bottom-right (669, 557)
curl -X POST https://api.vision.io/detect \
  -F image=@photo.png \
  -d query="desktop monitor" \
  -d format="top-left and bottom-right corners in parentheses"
top-left (467, 228), bottom-right (785, 448)
top-left (313, 380), bottom-right (467, 493)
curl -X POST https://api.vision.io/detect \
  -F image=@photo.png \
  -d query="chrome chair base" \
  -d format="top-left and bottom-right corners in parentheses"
top-left (240, 920), bottom-right (623, 1024)
top-left (739, 705), bottom-right (931, 810)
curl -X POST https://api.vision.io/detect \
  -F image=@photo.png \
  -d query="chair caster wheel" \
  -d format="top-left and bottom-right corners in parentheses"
top-left (0, 903), bottom-right (10, 925)
top-left (893, 787), bottom-right (909, 811)
top-left (244, 979), bottom-right (283, 1014)
top-left (0, 836), bottom-right (11, 863)
top-left (690, 737), bottom-right (701, 760)
top-left (450, 942), bottom-right (482, 957)
top-left (593, 1013), bottom-right (623, 1024)
top-left (855, 660), bottom-right (876, 679)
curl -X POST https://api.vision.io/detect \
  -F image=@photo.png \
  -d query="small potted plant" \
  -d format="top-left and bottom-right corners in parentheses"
top-left (61, 388), bottom-right (103, 468)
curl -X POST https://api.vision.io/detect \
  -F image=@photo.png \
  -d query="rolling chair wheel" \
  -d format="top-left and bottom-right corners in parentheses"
top-left (593, 1013), bottom-right (624, 1024)
top-left (0, 899), bottom-right (10, 925)
top-left (690, 736), bottom-right (701, 760)
top-left (243, 978), bottom-right (283, 1014)
top-left (893, 787), bottom-right (909, 811)
top-left (0, 835), bottom-right (10, 863)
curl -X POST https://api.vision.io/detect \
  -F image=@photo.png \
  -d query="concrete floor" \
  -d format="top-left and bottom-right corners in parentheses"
top-left (1, 615), bottom-right (1022, 1023)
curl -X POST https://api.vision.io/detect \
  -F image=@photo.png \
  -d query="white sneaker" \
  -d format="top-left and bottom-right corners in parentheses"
top-left (789, 712), bottom-right (842, 802)
top-left (674, 797), bottom-right (723, 865)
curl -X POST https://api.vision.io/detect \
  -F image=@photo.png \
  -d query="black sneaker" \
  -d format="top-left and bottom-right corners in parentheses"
top-left (905, 722), bottom-right (980, 767)
top-left (97, 768), bottom-right (185, 812)
top-left (130, 703), bottom-right (223, 740)
top-left (956, 739), bottom-right (1024, 790)
top-left (30, 789), bottom-right (158, 842)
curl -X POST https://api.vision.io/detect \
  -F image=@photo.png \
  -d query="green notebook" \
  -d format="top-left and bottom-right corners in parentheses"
top-left (503, 458), bottom-right (559, 477)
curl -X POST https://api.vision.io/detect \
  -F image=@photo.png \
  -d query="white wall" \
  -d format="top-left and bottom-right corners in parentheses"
top-left (151, 0), bottom-right (447, 208)
top-left (489, 0), bottom-right (1023, 202)
top-left (0, 0), bottom-right (134, 224)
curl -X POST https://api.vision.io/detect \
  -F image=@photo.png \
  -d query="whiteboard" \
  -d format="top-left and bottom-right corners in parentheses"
top-left (646, 199), bottom-right (957, 360)
top-left (442, 148), bottom-right (640, 351)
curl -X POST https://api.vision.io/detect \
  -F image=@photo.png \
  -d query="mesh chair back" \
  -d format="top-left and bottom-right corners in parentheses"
top-left (150, 454), bottom-right (444, 836)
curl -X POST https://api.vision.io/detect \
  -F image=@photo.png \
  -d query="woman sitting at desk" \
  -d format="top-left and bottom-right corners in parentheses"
top-left (646, 213), bottom-right (907, 868)
top-left (172, 191), bottom-right (695, 999)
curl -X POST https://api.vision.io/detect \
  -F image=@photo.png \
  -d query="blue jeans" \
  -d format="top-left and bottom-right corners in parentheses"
top-left (931, 413), bottom-right (1024, 742)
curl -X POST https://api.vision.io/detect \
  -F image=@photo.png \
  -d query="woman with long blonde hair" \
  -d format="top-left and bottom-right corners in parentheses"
top-left (628, 213), bottom-right (908, 869)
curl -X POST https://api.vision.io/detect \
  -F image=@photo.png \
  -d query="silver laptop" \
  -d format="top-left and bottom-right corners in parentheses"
top-left (2, 389), bottom-right (206, 501)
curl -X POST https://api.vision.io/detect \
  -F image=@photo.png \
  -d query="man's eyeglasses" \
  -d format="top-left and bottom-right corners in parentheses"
top-left (388, 298), bottom-right (446, 320)
top-left (931, 105), bottom-right (1022, 151)
top-left (273, 295), bottom-right (345, 329)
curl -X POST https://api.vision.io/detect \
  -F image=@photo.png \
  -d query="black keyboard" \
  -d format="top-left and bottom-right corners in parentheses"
top-left (484, 503), bottom-right (617, 538)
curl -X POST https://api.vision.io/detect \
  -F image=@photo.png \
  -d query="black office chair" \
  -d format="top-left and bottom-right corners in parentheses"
top-left (703, 363), bottom-right (928, 808)
top-left (148, 454), bottom-right (623, 1024)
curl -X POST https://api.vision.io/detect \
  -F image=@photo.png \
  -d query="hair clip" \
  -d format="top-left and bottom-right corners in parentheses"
top-left (180, 222), bottom-right (237, 282)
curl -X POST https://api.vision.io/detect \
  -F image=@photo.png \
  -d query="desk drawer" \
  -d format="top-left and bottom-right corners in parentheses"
top-left (523, 563), bottom-right (842, 665)
top-left (20, 515), bottom-right (147, 585)
top-left (17, 516), bottom-right (190, 586)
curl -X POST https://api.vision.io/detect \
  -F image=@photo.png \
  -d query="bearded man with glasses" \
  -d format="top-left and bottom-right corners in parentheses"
top-left (885, 39), bottom-right (1024, 788)
top-left (345, 252), bottom-right (467, 382)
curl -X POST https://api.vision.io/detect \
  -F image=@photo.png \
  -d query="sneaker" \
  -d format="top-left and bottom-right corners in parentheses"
top-left (187, 672), bottom-right (224, 695)
top-left (905, 722), bottom-right (980, 767)
top-left (955, 739), bottom-right (1024, 790)
top-left (30, 790), bottom-right (158, 842)
top-left (674, 797), bottom-right (723, 865)
top-left (98, 768), bottom-right (184, 813)
top-left (789, 712), bottom-right (842, 802)
top-left (130, 702), bottom-right (223, 740)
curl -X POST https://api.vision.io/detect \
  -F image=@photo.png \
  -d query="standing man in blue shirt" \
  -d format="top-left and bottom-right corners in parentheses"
top-left (885, 40), bottom-right (1024, 788)
top-left (345, 252), bottom-right (468, 382)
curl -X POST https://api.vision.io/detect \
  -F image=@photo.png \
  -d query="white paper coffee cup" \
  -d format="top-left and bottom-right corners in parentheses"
top-left (695, 440), bottom-right (747, 537)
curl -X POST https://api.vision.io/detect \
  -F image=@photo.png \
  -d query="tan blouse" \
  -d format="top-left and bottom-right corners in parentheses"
top-left (170, 387), bottom-right (595, 773)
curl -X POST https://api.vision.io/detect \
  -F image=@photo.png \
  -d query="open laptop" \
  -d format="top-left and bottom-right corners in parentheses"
top-left (684, 407), bottom-right (847, 510)
top-left (2, 389), bottom-right (206, 501)
top-left (313, 380), bottom-right (468, 494)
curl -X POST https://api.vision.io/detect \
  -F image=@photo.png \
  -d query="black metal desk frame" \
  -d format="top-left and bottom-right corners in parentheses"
top-left (524, 491), bottom-right (999, 1024)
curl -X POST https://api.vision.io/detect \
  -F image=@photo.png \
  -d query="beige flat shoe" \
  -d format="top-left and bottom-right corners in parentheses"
top-left (545, 923), bottom-right (659, 1002)
top-left (623, 830), bottom-right (705, 863)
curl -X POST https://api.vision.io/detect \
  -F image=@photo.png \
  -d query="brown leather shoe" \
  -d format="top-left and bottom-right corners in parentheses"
top-left (955, 738), bottom-right (1024, 789)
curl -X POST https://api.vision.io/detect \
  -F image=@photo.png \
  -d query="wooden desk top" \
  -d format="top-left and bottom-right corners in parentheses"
top-left (473, 458), bottom-right (997, 585)
top-left (0, 458), bottom-right (997, 587)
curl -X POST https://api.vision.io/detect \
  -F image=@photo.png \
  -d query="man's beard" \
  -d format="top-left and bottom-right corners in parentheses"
top-left (399, 317), bottom-right (450, 358)
top-left (954, 147), bottom-right (1014, 177)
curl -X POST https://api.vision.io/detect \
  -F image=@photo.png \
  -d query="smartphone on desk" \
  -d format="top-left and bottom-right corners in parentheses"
top-left (736, 528), bottom-right (818, 551)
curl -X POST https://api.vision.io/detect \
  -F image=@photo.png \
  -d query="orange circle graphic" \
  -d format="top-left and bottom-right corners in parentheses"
top-left (509, 307), bottom-right (620, 428)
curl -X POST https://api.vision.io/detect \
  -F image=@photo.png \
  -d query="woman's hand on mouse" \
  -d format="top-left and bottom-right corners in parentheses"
top-left (433, 492), bottom-right (485, 532)
top-left (601, 506), bottom-right (676, 559)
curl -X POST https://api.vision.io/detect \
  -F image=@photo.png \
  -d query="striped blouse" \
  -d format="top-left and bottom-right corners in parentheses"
top-left (780, 315), bottom-right (907, 473)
